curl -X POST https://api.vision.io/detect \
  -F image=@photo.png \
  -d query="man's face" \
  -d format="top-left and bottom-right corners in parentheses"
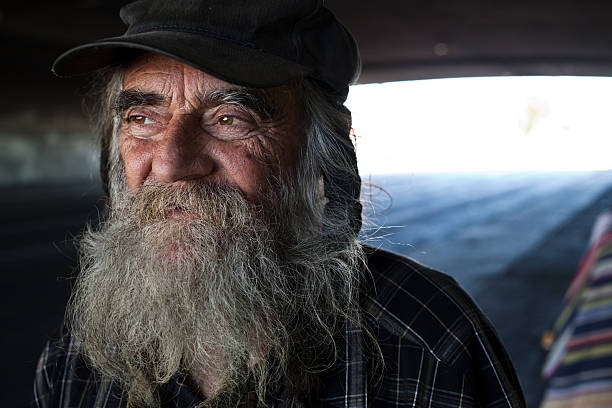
top-left (118, 53), bottom-right (304, 199)
top-left (71, 53), bottom-right (363, 405)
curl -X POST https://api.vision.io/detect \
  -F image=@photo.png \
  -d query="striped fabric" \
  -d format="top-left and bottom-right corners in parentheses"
top-left (34, 246), bottom-right (525, 407)
top-left (541, 212), bottom-right (612, 408)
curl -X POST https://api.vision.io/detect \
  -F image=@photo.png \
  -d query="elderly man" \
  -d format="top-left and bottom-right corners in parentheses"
top-left (34, 1), bottom-right (525, 407)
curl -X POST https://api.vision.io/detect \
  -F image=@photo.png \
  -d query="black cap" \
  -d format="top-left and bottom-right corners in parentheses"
top-left (52, 0), bottom-right (360, 102)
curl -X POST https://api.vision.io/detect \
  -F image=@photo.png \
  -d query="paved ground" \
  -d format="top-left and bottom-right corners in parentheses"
top-left (366, 171), bottom-right (612, 406)
top-left (364, 171), bottom-right (612, 291)
top-left (4, 171), bottom-right (612, 407)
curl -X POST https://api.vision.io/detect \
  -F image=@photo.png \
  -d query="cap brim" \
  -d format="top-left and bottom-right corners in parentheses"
top-left (52, 31), bottom-right (312, 89)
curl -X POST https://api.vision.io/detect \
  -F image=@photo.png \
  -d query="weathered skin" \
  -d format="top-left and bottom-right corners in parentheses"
top-left (119, 53), bottom-right (304, 200)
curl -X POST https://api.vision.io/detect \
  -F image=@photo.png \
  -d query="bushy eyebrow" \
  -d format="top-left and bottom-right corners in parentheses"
top-left (114, 89), bottom-right (165, 116)
top-left (204, 88), bottom-right (275, 120)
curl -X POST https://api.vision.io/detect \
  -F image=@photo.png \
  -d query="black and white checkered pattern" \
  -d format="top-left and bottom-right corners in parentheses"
top-left (33, 246), bottom-right (526, 407)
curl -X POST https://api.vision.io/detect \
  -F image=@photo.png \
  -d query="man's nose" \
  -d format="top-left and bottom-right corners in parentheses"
top-left (151, 115), bottom-right (215, 183)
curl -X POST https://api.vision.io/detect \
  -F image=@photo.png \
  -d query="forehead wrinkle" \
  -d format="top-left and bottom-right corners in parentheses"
top-left (123, 55), bottom-right (283, 117)
top-left (176, 63), bottom-right (221, 113)
top-left (124, 67), bottom-right (192, 112)
top-left (178, 63), bottom-right (195, 111)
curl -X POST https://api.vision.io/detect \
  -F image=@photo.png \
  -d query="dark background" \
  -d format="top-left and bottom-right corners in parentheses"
top-left (2, 1), bottom-right (612, 406)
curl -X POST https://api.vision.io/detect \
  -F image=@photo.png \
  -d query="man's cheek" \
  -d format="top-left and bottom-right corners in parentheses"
top-left (120, 138), bottom-right (154, 188)
top-left (242, 131), bottom-right (288, 169)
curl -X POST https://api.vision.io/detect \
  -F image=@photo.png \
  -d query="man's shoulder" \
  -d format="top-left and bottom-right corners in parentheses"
top-left (359, 245), bottom-right (526, 407)
top-left (362, 245), bottom-right (499, 367)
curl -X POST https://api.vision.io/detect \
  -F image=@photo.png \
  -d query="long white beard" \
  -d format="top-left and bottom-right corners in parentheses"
top-left (69, 181), bottom-right (364, 407)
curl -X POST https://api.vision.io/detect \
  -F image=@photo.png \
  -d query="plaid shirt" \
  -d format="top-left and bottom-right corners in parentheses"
top-left (33, 246), bottom-right (526, 407)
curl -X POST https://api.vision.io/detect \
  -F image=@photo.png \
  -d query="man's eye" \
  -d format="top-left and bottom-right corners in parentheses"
top-left (127, 115), bottom-right (151, 125)
top-left (202, 111), bottom-right (255, 141)
top-left (218, 115), bottom-right (235, 126)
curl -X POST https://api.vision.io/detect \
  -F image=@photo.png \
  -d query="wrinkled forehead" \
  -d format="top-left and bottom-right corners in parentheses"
top-left (123, 53), bottom-right (233, 94)
top-left (120, 52), bottom-right (304, 115)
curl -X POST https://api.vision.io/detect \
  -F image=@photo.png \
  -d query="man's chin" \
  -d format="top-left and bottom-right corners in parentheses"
top-left (164, 208), bottom-right (199, 221)
top-left (135, 221), bottom-right (204, 268)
